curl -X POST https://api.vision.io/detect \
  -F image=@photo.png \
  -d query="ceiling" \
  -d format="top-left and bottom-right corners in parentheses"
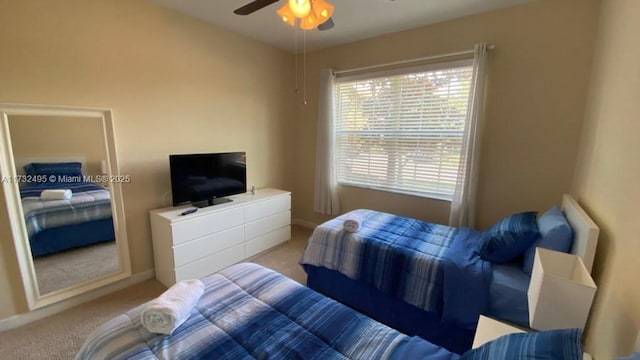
top-left (149, 0), bottom-right (534, 53)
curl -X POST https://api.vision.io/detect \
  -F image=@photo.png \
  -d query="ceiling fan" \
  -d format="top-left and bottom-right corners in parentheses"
top-left (234, 0), bottom-right (335, 31)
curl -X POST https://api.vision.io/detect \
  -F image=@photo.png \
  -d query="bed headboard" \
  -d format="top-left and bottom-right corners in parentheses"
top-left (14, 156), bottom-right (87, 175)
top-left (561, 194), bottom-right (599, 274)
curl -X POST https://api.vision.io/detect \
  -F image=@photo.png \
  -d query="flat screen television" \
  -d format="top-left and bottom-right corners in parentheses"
top-left (169, 152), bottom-right (247, 207)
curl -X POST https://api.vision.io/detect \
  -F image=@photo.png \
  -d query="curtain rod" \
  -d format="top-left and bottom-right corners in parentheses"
top-left (334, 44), bottom-right (495, 76)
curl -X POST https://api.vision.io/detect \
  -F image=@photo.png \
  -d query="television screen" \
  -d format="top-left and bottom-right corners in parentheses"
top-left (169, 152), bottom-right (247, 207)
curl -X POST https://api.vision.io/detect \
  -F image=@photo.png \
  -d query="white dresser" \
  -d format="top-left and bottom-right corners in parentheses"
top-left (150, 188), bottom-right (291, 287)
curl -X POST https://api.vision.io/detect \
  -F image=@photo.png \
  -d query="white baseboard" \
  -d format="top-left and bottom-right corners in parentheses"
top-left (0, 269), bottom-right (155, 332)
top-left (292, 218), bottom-right (317, 229)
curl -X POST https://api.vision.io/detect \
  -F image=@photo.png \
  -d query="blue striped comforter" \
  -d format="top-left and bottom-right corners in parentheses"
top-left (20, 182), bottom-right (112, 238)
top-left (301, 209), bottom-right (491, 323)
top-left (75, 263), bottom-right (458, 360)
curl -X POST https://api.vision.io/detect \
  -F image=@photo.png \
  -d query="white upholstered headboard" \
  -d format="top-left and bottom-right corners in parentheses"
top-left (561, 194), bottom-right (599, 273)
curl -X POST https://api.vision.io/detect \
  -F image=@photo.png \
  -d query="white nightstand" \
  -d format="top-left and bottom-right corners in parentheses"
top-left (473, 315), bottom-right (526, 348)
top-left (473, 315), bottom-right (592, 360)
top-left (528, 248), bottom-right (596, 331)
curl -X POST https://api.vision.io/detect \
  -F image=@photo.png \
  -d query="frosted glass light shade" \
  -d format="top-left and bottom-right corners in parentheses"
top-left (288, 0), bottom-right (311, 18)
top-left (300, 11), bottom-right (320, 30)
top-left (527, 248), bottom-right (597, 331)
top-left (277, 0), bottom-right (334, 30)
top-left (277, 4), bottom-right (296, 26)
top-left (313, 0), bottom-right (334, 21)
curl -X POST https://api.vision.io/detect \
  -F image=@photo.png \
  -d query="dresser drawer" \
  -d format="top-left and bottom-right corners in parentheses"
top-left (246, 226), bottom-right (291, 258)
top-left (151, 188), bottom-right (292, 287)
top-left (245, 195), bottom-right (290, 223)
top-left (171, 207), bottom-right (244, 244)
top-left (174, 244), bottom-right (245, 281)
top-left (245, 210), bottom-right (290, 240)
top-left (173, 225), bottom-right (244, 267)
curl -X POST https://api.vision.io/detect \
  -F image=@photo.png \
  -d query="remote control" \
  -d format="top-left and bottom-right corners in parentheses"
top-left (180, 208), bottom-right (198, 216)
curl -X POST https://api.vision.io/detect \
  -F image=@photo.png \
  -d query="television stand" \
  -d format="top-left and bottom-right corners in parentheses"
top-left (193, 197), bottom-right (233, 208)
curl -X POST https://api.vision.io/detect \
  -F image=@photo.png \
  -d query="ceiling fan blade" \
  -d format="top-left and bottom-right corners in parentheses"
top-left (317, 17), bottom-right (335, 31)
top-left (233, 0), bottom-right (280, 15)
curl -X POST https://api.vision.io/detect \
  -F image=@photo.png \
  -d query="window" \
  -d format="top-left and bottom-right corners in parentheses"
top-left (334, 59), bottom-right (474, 200)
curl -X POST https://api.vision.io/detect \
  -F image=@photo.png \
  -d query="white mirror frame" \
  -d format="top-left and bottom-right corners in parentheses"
top-left (0, 103), bottom-right (131, 310)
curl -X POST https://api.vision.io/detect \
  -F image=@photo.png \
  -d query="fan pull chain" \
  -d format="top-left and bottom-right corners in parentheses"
top-left (303, 29), bottom-right (307, 105)
top-left (294, 24), bottom-right (299, 95)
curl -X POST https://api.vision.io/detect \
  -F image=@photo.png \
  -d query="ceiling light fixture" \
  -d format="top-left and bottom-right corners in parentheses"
top-left (277, 0), bottom-right (334, 30)
top-left (277, 0), bottom-right (334, 106)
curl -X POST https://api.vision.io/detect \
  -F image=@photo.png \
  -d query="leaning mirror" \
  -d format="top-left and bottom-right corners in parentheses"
top-left (0, 104), bottom-right (131, 310)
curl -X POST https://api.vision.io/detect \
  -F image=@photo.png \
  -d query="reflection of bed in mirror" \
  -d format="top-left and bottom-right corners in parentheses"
top-left (0, 103), bottom-right (131, 311)
top-left (17, 160), bottom-right (115, 257)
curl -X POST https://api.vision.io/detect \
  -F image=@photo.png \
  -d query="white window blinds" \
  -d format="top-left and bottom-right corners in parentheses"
top-left (334, 59), bottom-right (474, 200)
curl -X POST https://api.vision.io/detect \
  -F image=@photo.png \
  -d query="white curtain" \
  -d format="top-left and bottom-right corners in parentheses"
top-left (314, 68), bottom-right (340, 215)
top-left (449, 43), bottom-right (489, 228)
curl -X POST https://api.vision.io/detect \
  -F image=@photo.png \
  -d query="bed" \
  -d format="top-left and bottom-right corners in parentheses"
top-left (301, 194), bottom-right (599, 354)
top-left (18, 161), bottom-right (115, 257)
top-left (75, 262), bottom-right (584, 360)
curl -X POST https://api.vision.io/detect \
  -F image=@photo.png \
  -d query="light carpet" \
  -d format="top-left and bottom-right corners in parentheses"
top-left (0, 225), bottom-right (311, 360)
top-left (34, 241), bottom-right (119, 295)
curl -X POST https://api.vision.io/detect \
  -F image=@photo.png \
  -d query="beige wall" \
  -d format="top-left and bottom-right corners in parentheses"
top-left (293, 0), bottom-right (600, 228)
top-left (0, 0), bottom-right (294, 319)
top-left (9, 116), bottom-right (107, 177)
top-left (571, 0), bottom-right (640, 358)
top-left (4, 2), bottom-right (632, 356)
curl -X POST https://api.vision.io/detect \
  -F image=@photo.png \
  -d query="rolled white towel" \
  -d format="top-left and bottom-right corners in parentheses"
top-left (343, 213), bottom-right (364, 233)
top-left (40, 189), bottom-right (72, 201)
top-left (140, 279), bottom-right (205, 335)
